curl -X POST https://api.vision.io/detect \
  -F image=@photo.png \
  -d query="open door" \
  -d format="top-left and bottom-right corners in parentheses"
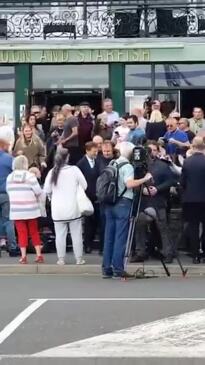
top-left (30, 89), bottom-right (108, 116)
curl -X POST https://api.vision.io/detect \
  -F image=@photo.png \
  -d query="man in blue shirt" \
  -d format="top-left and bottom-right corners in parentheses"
top-left (126, 115), bottom-right (145, 145)
top-left (102, 142), bottom-right (152, 279)
top-left (0, 138), bottom-right (18, 256)
top-left (163, 117), bottom-right (189, 156)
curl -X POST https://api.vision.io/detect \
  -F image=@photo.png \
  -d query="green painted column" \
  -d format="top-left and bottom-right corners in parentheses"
top-left (15, 64), bottom-right (30, 127)
top-left (109, 63), bottom-right (124, 116)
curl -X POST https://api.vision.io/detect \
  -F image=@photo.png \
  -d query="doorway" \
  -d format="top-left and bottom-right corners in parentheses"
top-left (181, 89), bottom-right (205, 117)
top-left (31, 90), bottom-right (108, 116)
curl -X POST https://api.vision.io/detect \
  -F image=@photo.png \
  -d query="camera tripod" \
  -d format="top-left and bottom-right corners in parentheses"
top-left (124, 185), bottom-right (188, 278)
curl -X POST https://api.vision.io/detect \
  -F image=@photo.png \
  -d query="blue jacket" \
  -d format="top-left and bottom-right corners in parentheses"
top-left (127, 128), bottom-right (145, 145)
top-left (0, 150), bottom-right (13, 194)
top-left (164, 129), bottom-right (188, 155)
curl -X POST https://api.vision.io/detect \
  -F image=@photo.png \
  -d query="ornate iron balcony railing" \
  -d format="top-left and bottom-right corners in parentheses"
top-left (1, 1), bottom-right (205, 8)
top-left (0, 1), bottom-right (205, 40)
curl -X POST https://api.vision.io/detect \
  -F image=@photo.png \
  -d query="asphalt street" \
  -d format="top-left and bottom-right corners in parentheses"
top-left (0, 275), bottom-right (205, 365)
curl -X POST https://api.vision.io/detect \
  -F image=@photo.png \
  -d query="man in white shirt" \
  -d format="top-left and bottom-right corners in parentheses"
top-left (100, 98), bottom-right (119, 128)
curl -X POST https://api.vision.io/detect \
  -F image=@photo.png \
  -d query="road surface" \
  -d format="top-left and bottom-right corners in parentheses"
top-left (0, 275), bottom-right (205, 364)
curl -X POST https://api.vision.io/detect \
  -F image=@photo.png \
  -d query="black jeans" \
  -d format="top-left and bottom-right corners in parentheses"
top-left (134, 207), bottom-right (175, 257)
top-left (84, 202), bottom-right (100, 250)
top-left (187, 221), bottom-right (205, 257)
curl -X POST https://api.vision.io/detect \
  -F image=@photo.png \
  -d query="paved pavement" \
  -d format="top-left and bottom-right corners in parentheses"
top-left (0, 251), bottom-right (205, 277)
top-left (0, 275), bottom-right (205, 364)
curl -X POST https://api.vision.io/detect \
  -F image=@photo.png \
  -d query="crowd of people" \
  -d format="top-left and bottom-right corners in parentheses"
top-left (1, 96), bottom-right (205, 277)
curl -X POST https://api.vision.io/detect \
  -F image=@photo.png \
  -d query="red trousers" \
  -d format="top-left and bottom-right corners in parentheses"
top-left (15, 219), bottom-right (41, 248)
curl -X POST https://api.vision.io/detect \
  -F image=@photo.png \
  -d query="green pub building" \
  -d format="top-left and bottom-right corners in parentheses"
top-left (1, 0), bottom-right (205, 125)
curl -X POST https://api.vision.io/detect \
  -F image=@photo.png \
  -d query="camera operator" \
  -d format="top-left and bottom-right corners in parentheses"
top-left (102, 142), bottom-right (152, 279)
top-left (131, 141), bottom-right (177, 264)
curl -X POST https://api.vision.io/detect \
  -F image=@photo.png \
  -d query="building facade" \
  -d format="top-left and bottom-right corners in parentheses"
top-left (0, 0), bottom-right (205, 125)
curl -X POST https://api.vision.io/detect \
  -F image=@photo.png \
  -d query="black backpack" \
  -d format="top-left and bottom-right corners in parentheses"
top-left (96, 161), bottom-right (129, 205)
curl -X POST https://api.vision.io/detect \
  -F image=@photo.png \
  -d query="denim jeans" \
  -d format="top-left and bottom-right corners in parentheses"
top-left (103, 198), bottom-right (132, 275)
top-left (0, 193), bottom-right (17, 251)
top-left (99, 204), bottom-right (106, 252)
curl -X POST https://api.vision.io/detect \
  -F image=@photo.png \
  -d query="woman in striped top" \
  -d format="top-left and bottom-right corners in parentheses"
top-left (6, 155), bottom-right (44, 264)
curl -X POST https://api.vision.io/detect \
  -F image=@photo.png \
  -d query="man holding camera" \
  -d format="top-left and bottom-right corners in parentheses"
top-left (131, 141), bottom-right (176, 264)
top-left (102, 142), bottom-right (152, 279)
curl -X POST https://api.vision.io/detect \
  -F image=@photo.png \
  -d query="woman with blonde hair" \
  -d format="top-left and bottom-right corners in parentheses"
top-left (13, 124), bottom-right (46, 170)
top-left (6, 155), bottom-right (44, 264)
top-left (146, 110), bottom-right (167, 141)
top-left (149, 110), bottom-right (163, 123)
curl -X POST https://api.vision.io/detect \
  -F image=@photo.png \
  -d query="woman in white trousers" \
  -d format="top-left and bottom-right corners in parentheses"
top-left (44, 148), bottom-right (87, 265)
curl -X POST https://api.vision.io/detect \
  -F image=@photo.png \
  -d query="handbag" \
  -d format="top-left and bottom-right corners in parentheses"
top-left (76, 184), bottom-right (94, 216)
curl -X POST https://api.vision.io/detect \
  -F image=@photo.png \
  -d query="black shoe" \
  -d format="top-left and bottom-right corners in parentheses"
top-left (164, 255), bottom-right (173, 264)
top-left (193, 257), bottom-right (201, 264)
top-left (84, 247), bottom-right (92, 254)
top-left (9, 249), bottom-right (20, 257)
top-left (102, 273), bottom-right (113, 279)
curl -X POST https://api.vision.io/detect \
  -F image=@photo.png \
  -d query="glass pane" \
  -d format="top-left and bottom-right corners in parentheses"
top-left (125, 90), bottom-right (151, 114)
top-left (0, 92), bottom-right (15, 127)
top-left (155, 91), bottom-right (179, 117)
top-left (0, 67), bottom-right (15, 89)
top-left (155, 64), bottom-right (205, 87)
top-left (33, 65), bottom-right (109, 89)
top-left (125, 65), bottom-right (152, 88)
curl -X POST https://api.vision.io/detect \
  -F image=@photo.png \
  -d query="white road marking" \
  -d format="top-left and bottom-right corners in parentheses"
top-left (33, 309), bottom-right (205, 358)
top-left (29, 297), bottom-right (205, 301)
top-left (0, 299), bottom-right (47, 345)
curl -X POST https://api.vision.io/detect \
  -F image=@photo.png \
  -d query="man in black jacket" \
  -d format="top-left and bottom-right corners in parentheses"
top-left (181, 137), bottom-right (205, 263)
top-left (131, 141), bottom-right (176, 263)
top-left (77, 142), bottom-right (99, 253)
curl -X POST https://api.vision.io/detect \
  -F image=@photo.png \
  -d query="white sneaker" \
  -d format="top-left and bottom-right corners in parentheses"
top-left (0, 238), bottom-right (6, 247)
top-left (76, 258), bottom-right (86, 265)
top-left (57, 258), bottom-right (65, 265)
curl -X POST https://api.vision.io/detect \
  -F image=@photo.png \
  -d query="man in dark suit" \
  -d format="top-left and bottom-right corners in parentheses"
top-left (77, 141), bottom-right (99, 253)
top-left (131, 141), bottom-right (176, 263)
top-left (181, 136), bottom-right (205, 263)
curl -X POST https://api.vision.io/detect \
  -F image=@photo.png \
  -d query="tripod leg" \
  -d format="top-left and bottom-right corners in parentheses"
top-left (155, 248), bottom-right (171, 277)
top-left (175, 253), bottom-right (188, 277)
top-left (124, 218), bottom-right (136, 270)
top-left (170, 231), bottom-right (188, 277)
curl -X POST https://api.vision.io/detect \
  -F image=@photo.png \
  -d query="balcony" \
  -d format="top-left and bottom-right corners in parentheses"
top-left (0, 1), bottom-right (205, 41)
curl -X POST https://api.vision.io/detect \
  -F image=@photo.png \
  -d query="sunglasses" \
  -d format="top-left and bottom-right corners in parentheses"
top-left (167, 125), bottom-right (174, 128)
